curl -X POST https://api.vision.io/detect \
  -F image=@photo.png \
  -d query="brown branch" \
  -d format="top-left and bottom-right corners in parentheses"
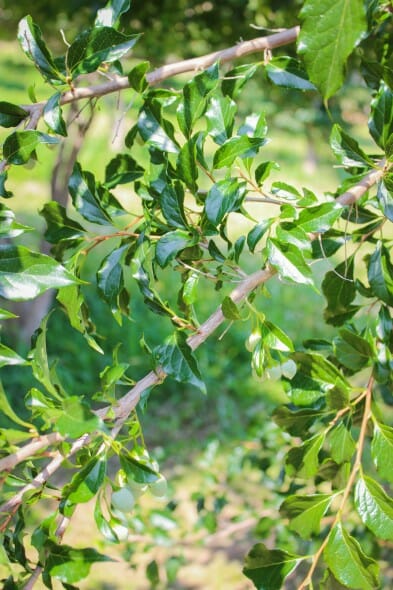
top-left (0, 432), bottom-right (63, 473)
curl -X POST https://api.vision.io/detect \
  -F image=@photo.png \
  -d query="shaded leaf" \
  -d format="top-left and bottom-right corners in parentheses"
top-left (367, 242), bottom-right (393, 305)
top-left (273, 406), bottom-right (328, 438)
top-left (222, 63), bottom-right (259, 98)
top-left (97, 244), bottom-right (128, 321)
top-left (247, 219), bottom-right (274, 252)
top-left (266, 57), bottom-right (316, 90)
top-left (243, 543), bottom-right (302, 590)
top-left (0, 102), bottom-right (27, 128)
top-left (0, 204), bottom-right (32, 238)
top-left (155, 230), bottom-right (198, 267)
top-left (160, 183), bottom-right (188, 229)
top-left (286, 433), bottom-right (325, 478)
top-left (40, 202), bottom-right (85, 243)
top-left (128, 60), bottom-right (150, 93)
top-left (334, 328), bottom-right (373, 371)
top-left (45, 542), bottom-right (113, 584)
top-left (369, 84), bottom-right (393, 149)
top-left (280, 494), bottom-right (332, 538)
top-left (104, 153), bottom-right (144, 189)
top-left (222, 296), bottom-right (241, 320)
top-left (177, 63), bottom-right (219, 137)
top-left (0, 380), bottom-right (33, 429)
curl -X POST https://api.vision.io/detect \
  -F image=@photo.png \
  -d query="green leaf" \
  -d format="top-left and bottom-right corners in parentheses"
top-left (45, 542), bottom-right (113, 584)
top-left (127, 61), bottom-right (150, 93)
top-left (205, 178), bottom-right (246, 226)
top-left (280, 494), bottom-right (332, 538)
top-left (68, 163), bottom-right (111, 225)
top-left (276, 224), bottom-right (312, 254)
top-left (0, 380), bottom-right (33, 429)
top-left (266, 57), bottom-right (316, 90)
top-left (104, 153), bottom-right (144, 189)
top-left (291, 352), bottom-right (350, 393)
top-left (334, 328), bottom-right (373, 371)
top-left (273, 406), bottom-right (327, 438)
top-left (266, 238), bottom-right (313, 285)
top-left (0, 308), bottom-right (17, 320)
top-left (367, 242), bottom-right (393, 305)
top-left (247, 220), bottom-right (274, 252)
top-left (97, 244), bottom-right (128, 323)
top-left (120, 452), bottom-right (159, 485)
top-left (65, 456), bottom-right (106, 504)
top-left (205, 95), bottom-right (237, 145)
top-left (222, 63), bottom-right (259, 98)
top-left (329, 422), bottom-right (356, 464)
top-left (0, 244), bottom-right (78, 301)
top-left (66, 28), bottom-right (140, 77)
top-left (371, 422), bottom-right (393, 483)
top-left (176, 63), bottom-right (219, 137)
top-left (0, 343), bottom-right (28, 368)
top-left (137, 105), bottom-right (178, 153)
top-left (222, 296), bottom-right (241, 320)
top-left (355, 476), bottom-right (393, 541)
top-left (286, 433), bottom-right (325, 478)
top-left (0, 171), bottom-right (12, 198)
top-left (95, 0), bottom-right (130, 27)
top-left (369, 84), bottom-right (393, 149)
top-left (40, 202), bottom-right (85, 243)
top-left (3, 131), bottom-right (59, 165)
top-left (298, 0), bottom-right (367, 99)
top-left (17, 16), bottom-right (65, 83)
top-left (43, 92), bottom-right (67, 137)
top-left (177, 137), bottom-right (198, 192)
top-left (255, 161), bottom-right (279, 185)
top-left (160, 183), bottom-right (188, 229)
top-left (0, 102), bottom-right (28, 128)
top-left (377, 177), bottom-right (393, 222)
top-left (153, 331), bottom-right (206, 393)
top-left (57, 397), bottom-right (103, 439)
top-left (261, 321), bottom-right (293, 352)
top-left (243, 543), bottom-right (302, 590)
top-left (330, 124), bottom-right (373, 168)
top-left (322, 257), bottom-right (357, 326)
top-left (29, 314), bottom-right (65, 401)
top-left (324, 522), bottom-right (380, 589)
top-left (0, 204), bottom-right (32, 238)
top-left (155, 230), bottom-right (198, 268)
top-left (213, 136), bottom-right (266, 169)
top-left (297, 202), bottom-right (343, 233)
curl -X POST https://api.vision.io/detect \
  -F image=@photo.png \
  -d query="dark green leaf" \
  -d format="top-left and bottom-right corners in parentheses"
top-left (177, 137), bottom-right (198, 192)
top-left (43, 92), bottom-right (67, 136)
top-left (57, 397), bottom-right (103, 439)
top-left (104, 153), bottom-right (144, 189)
top-left (0, 102), bottom-right (27, 128)
top-left (371, 422), bottom-right (393, 483)
top-left (247, 220), bottom-right (273, 252)
top-left (153, 331), bottom-right (206, 393)
top-left (330, 124), bottom-right (373, 168)
top-left (367, 242), bottom-right (393, 305)
top-left (221, 296), bottom-right (241, 320)
top-left (146, 560), bottom-right (160, 586)
top-left (280, 494), bottom-right (332, 538)
top-left (297, 202), bottom-right (343, 233)
top-left (243, 543), bottom-right (302, 590)
top-left (222, 63), bottom-right (259, 98)
top-left (266, 57), bottom-right (316, 90)
top-left (29, 314), bottom-right (65, 400)
top-left (299, 0), bottom-right (367, 99)
top-left (3, 131), bottom-right (59, 165)
top-left (205, 178), bottom-right (246, 226)
top-left (355, 476), bottom-right (393, 540)
top-left (160, 183), bottom-right (188, 229)
top-left (0, 171), bottom-right (12, 198)
top-left (68, 163), bottom-right (111, 225)
top-left (17, 16), bottom-right (65, 83)
top-left (176, 63), bottom-right (219, 137)
top-left (128, 61), bottom-right (150, 93)
top-left (137, 106), bottom-right (178, 153)
top-left (369, 84), bottom-right (393, 149)
top-left (97, 244), bottom-right (128, 321)
top-left (40, 202), bottom-right (85, 243)
top-left (95, 0), bottom-right (130, 27)
top-left (377, 177), bottom-right (393, 221)
top-left (255, 161), bottom-right (279, 185)
top-left (273, 406), bottom-right (327, 438)
top-left (66, 27), bottom-right (140, 77)
top-left (205, 95), bottom-right (236, 145)
top-left (0, 244), bottom-right (77, 301)
top-left (65, 456), bottom-right (106, 503)
top-left (322, 257), bottom-right (356, 326)
top-left (334, 328), bottom-right (373, 371)
top-left (324, 523), bottom-right (380, 589)
top-left (329, 422), bottom-right (356, 464)
top-left (155, 230), bottom-right (198, 267)
top-left (213, 136), bottom-right (266, 169)
top-left (45, 542), bottom-right (113, 584)
top-left (266, 238), bottom-right (313, 285)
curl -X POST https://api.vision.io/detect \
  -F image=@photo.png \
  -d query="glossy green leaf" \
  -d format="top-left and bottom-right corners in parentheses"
top-left (3, 131), bottom-right (59, 165)
top-left (247, 220), bottom-right (273, 252)
top-left (299, 0), bottom-right (366, 99)
top-left (104, 153), bottom-right (144, 189)
top-left (120, 452), bottom-right (159, 485)
top-left (0, 380), bottom-right (33, 429)
top-left (97, 244), bottom-right (128, 320)
top-left (280, 494), bottom-right (332, 538)
top-left (334, 328), bottom-right (373, 371)
top-left (0, 343), bottom-right (28, 368)
top-left (205, 178), bottom-right (246, 226)
top-left (367, 242), bottom-right (393, 305)
top-left (297, 202), bottom-right (343, 233)
top-left (205, 95), bottom-right (236, 145)
top-left (40, 202), bottom-right (85, 243)
top-left (255, 161), bottom-right (279, 185)
top-left (266, 57), bottom-right (316, 90)
top-left (45, 541), bottom-right (113, 584)
top-left (286, 433), bottom-right (325, 478)
top-left (369, 84), bottom-right (393, 149)
top-left (377, 177), bottom-right (393, 222)
top-left (243, 543), bottom-right (302, 590)
top-left (155, 230), bottom-right (198, 268)
top-left (371, 422), bottom-right (393, 483)
top-left (43, 92), bottom-right (67, 136)
top-left (330, 124), bottom-right (372, 168)
top-left (29, 314), bottom-right (65, 401)
top-left (65, 456), bottom-right (106, 503)
top-left (0, 204), bottom-right (32, 238)
top-left (0, 244), bottom-right (77, 301)
top-left (69, 163), bottom-right (111, 225)
top-left (291, 352), bottom-right (350, 392)
top-left (153, 331), bottom-right (206, 393)
top-left (176, 63), bottom-right (219, 137)
top-left (266, 238), bottom-right (313, 285)
top-left (322, 257), bottom-right (357, 326)
top-left (66, 27), bottom-right (140, 77)
top-left (261, 321), bottom-right (293, 352)
top-left (222, 63), bottom-right (259, 98)
top-left (95, 0), bottom-right (130, 27)
top-left (329, 422), bottom-right (356, 464)
top-left (160, 183), bottom-right (188, 229)
top-left (238, 112), bottom-right (267, 139)
top-left (355, 476), bottom-right (393, 540)
top-left (128, 60), bottom-right (150, 93)
top-left (324, 522), bottom-right (380, 589)
top-left (57, 397), bottom-right (103, 439)
top-left (17, 16), bottom-right (65, 83)
top-left (0, 102), bottom-right (27, 128)
top-left (213, 136), bottom-right (266, 169)
top-left (276, 224), bottom-right (312, 254)
top-left (0, 171), bottom-right (12, 198)
top-left (137, 106), bottom-right (178, 153)
top-left (222, 296), bottom-right (241, 320)
top-left (177, 137), bottom-right (198, 192)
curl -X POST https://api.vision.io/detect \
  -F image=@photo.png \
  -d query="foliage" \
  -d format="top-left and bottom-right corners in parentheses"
top-left (0, 0), bottom-right (393, 589)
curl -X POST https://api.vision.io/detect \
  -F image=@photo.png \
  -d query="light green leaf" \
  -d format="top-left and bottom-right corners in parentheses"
top-left (0, 380), bottom-right (33, 429)
top-left (0, 308), bottom-right (17, 320)
top-left (355, 476), bottom-right (393, 540)
top-left (266, 238), bottom-right (314, 285)
top-left (0, 244), bottom-right (78, 301)
top-left (286, 433), bottom-right (325, 478)
top-left (128, 61), bottom-right (150, 93)
top-left (297, 202), bottom-right (343, 233)
top-left (95, 0), bottom-right (130, 27)
top-left (45, 542), bottom-right (113, 584)
top-left (330, 124), bottom-right (372, 168)
top-left (57, 397), bottom-right (103, 439)
top-left (222, 296), bottom-right (241, 320)
top-left (0, 204), bottom-right (32, 238)
top-left (243, 543), bottom-right (302, 590)
top-left (334, 328), bottom-right (373, 371)
top-left (280, 494), bottom-right (332, 538)
top-left (266, 57), bottom-right (316, 90)
top-left (65, 456), bottom-right (106, 504)
top-left (155, 230), bottom-right (198, 268)
top-left (3, 131), bottom-right (59, 165)
top-left (120, 452), bottom-right (159, 485)
top-left (213, 136), bottom-right (266, 169)
top-left (206, 95), bottom-right (237, 145)
top-left (0, 343), bottom-right (28, 368)
top-left (371, 423), bottom-right (393, 483)
top-left (298, 0), bottom-right (367, 99)
top-left (29, 314), bottom-right (65, 401)
top-left (324, 522), bottom-right (380, 589)
top-left (329, 422), bottom-right (356, 464)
